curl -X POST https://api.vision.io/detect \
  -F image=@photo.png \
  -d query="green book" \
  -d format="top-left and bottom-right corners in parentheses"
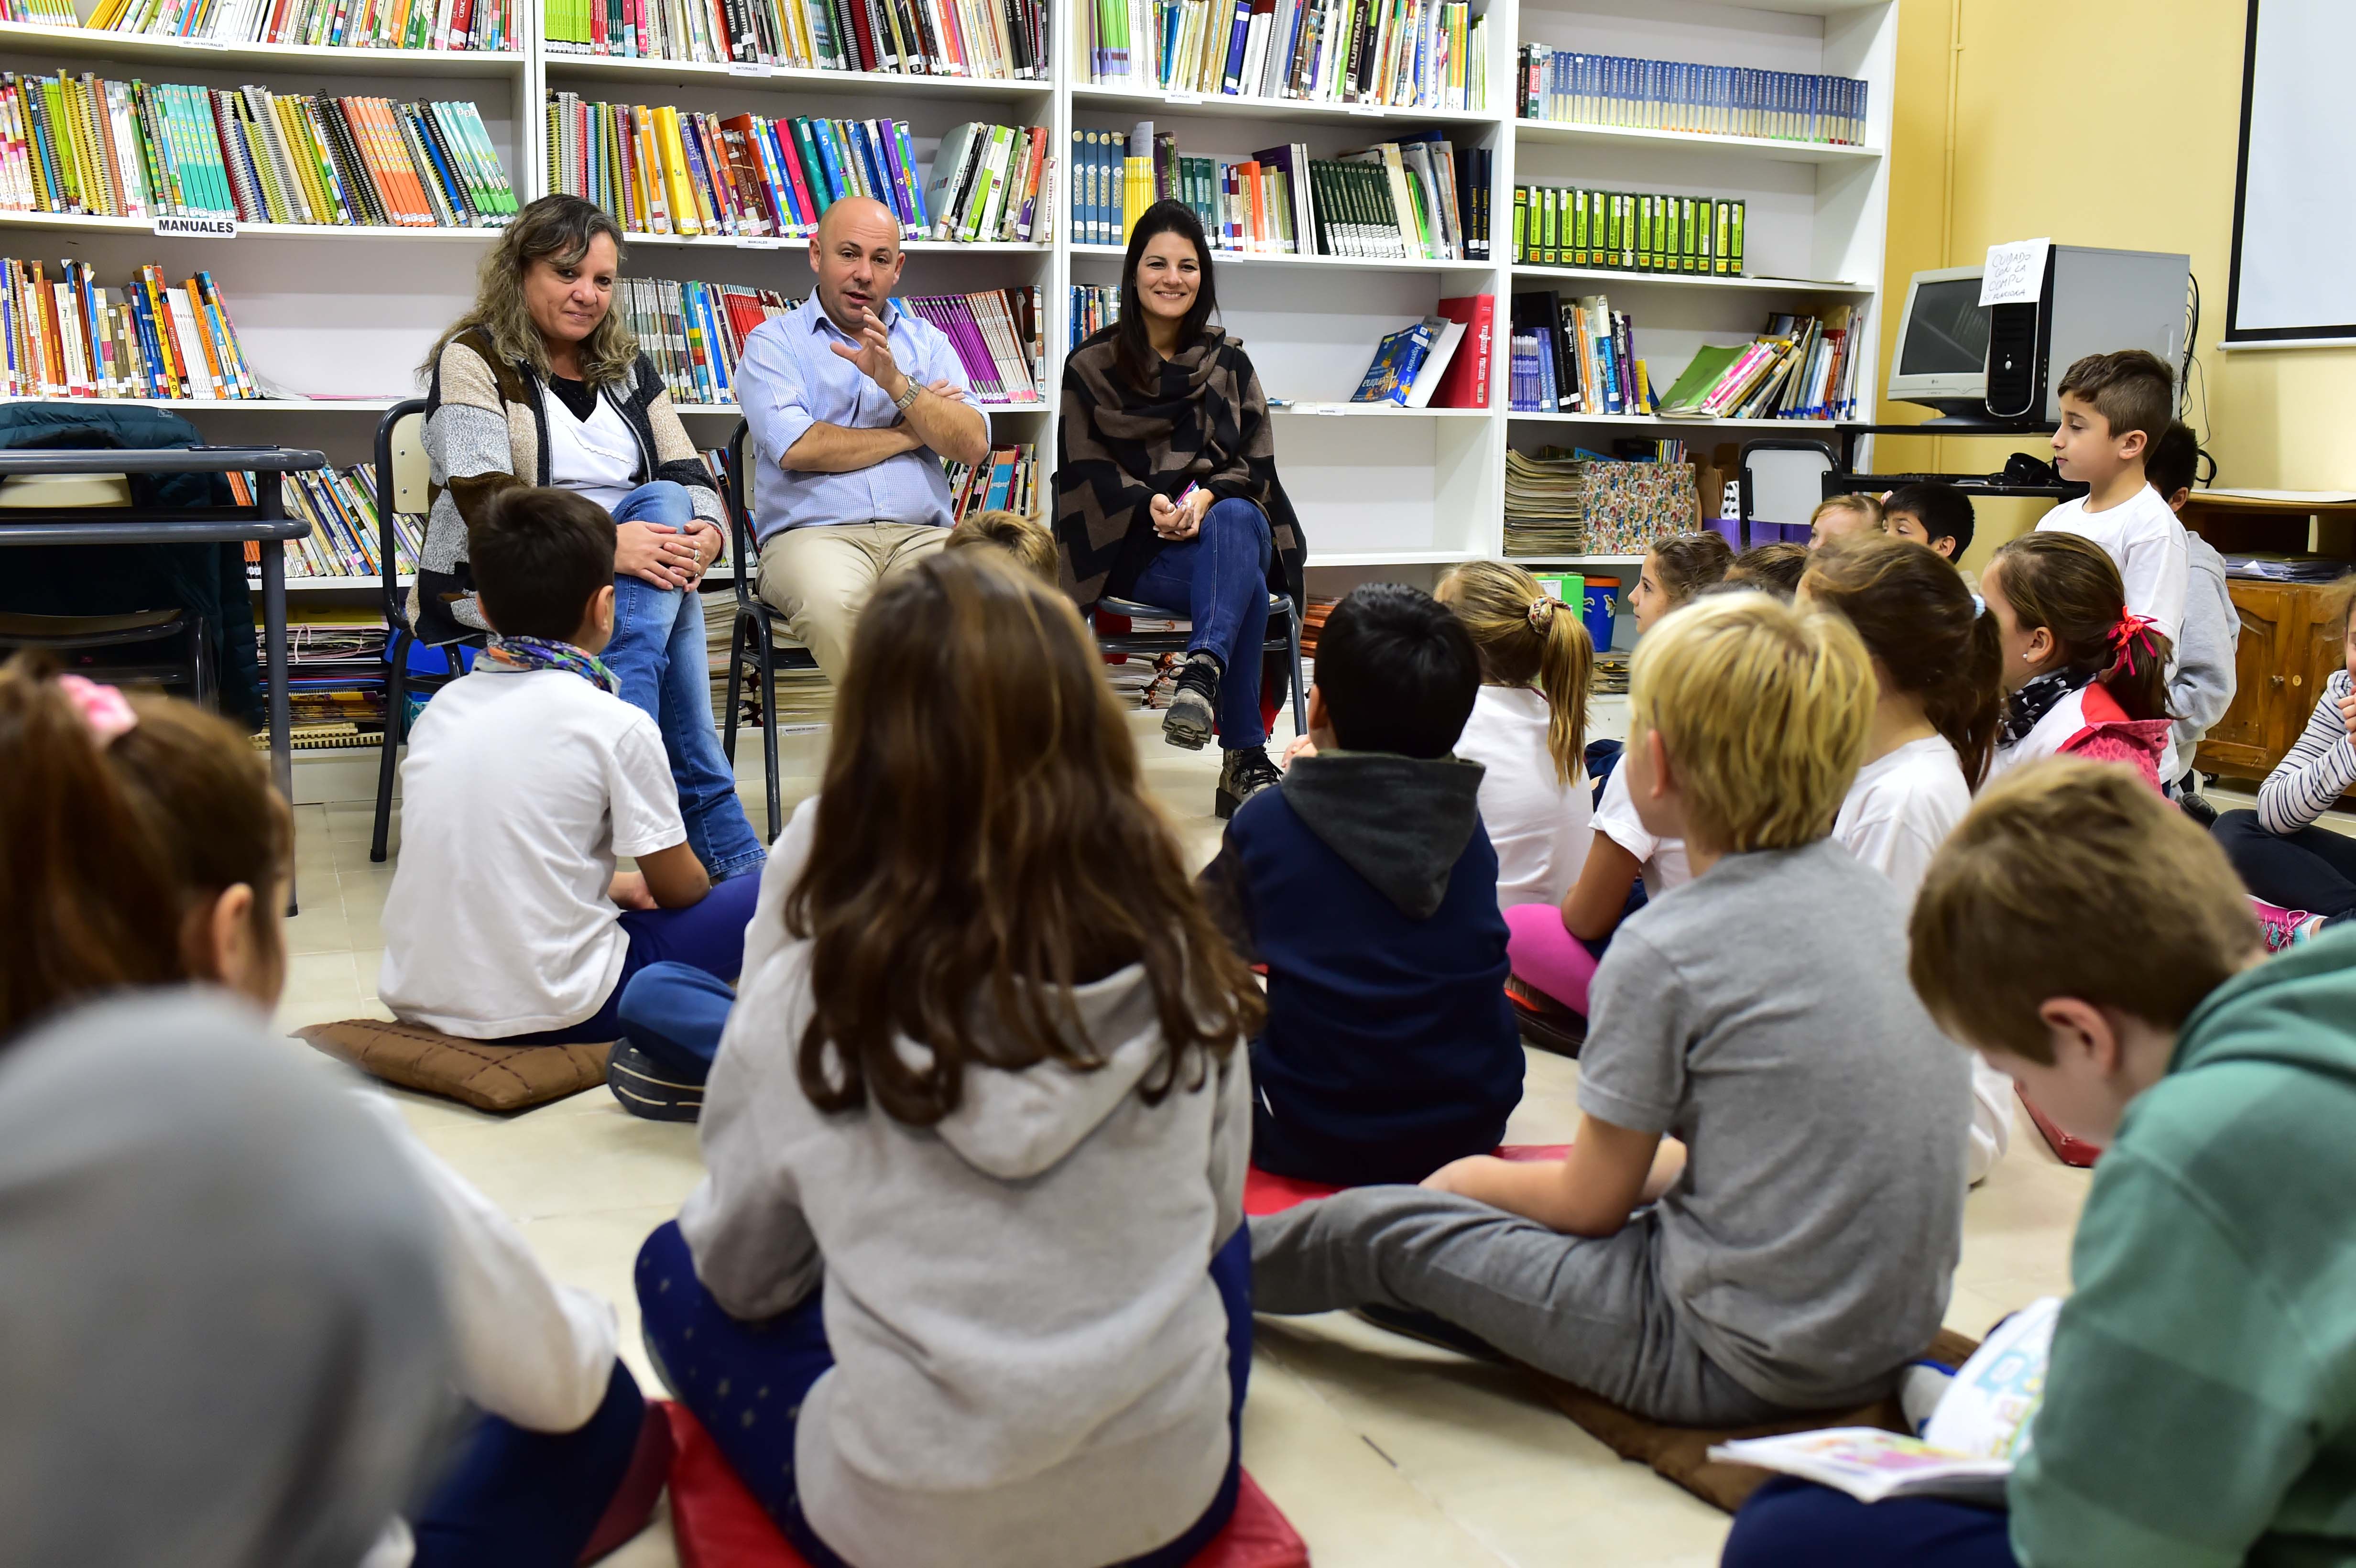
top-left (1660, 343), bottom-right (1746, 413)
top-left (1512, 183), bottom-right (1527, 261)
top-left (1730, 198), bottom-right (1745, 274)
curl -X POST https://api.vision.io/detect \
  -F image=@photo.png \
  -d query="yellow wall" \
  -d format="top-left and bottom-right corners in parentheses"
top-left (1878, 0), bottom-right (2356, 569)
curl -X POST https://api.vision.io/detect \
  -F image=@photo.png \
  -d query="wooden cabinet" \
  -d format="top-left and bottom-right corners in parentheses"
top-left (2196, 580), bottom-right (2351, 783)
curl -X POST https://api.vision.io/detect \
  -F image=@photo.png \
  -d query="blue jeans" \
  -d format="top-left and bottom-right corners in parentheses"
top-left (637, 1220), bottom-right (1254, 1568)
top-left (412, 1361), bottom-right (652, 1568)
top-left (1126, 497), bottom-right (1274, 751)
top-left (1721, 1478), bottom-right (2017, 1568)
top-left (604, 481), bottom-right (765, 882)
top-left (498, 872), bottom-right (760, 1045)
top-left (616, 961), bottom-right (735, 1084)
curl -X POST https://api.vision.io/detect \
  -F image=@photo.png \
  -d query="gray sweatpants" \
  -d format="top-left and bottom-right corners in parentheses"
top-left (1250, 1187), bottom-right (1787, 1426)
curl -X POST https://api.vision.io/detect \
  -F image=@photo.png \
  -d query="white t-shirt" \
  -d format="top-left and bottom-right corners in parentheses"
top-left (1592, 761), bottom-right (1690, 897)
top-left (378, 662), bottom-right (686, 1036)
top-left (1454, 685), bottom-right (1592, 909)
top-left (2036, 483), bottom-right (2189, 643)
top-left (1833, 734), bottom-right (1972, 902)
top-left (544, 386), bottom-right (642, 514)
top-left (1985, 684), bottom-right (2093, 783)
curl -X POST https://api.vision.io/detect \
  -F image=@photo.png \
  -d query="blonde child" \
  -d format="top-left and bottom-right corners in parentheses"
top-left (1253, 595), bottom-right (1969, 1424)
top-left (643, 550), bottom-right (1265, 1568)
top-left (1727, 541), bottom-right (1810, 599)
top-left (1983, 533), bottom-right (2173, 788)
top-left (1807, 492), bottom-right (1886, 549)
top-left (0, 662), bottom-right (665, 1567)
top-left (1436, 561), bottom-right (1594, 909)
top-left (944, 507), bottom-right (1058, 583)
top-left (1511, 531), bottom-right (1733, 1014)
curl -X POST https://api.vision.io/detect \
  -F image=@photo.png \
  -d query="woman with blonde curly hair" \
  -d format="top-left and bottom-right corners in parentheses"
top-left (417, 194), bottom-right (760, 881)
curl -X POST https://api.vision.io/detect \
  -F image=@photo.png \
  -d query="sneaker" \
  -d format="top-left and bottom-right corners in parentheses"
top-left (606, 1038), bottom-right (703, 1122)
top-left (2175, 772), bottom-right (2219, 828)
top-left (2251, 897), bottom-right (2321, 954)
top-left (1214, 745), bottom-right (1282, 819)
top-left (1505, 973), bottom-right (1587, 1058)
top-left (1162, 651), bottom-right (1221, 750)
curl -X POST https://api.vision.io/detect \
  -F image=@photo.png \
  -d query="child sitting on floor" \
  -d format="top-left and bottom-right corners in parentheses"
top-left (1252, 593), bottom-right (1969, 1426)
top-left (1882, 482), bottom-right (1977, 587)
top-left (1434, 561), bottom-right (1594, 910)
top-left (1726, 541), bottom-right (1809, 599)
top-left (641, 550), bottom-right (1263, 1568)
top-left (1201, 582), bottom-right (1518, 1187)
top-left (0, 659), bottom-right (665, 1568)
top-left (1800, 535), bottom-right (2014, 1184)
top-left (1515, 530), bottom-right (1734, 1015)
top-left (1727, 759), bottom-right (2355, 1568)
top-left (378, 486), bottom-right (759, 1045)
top-left (1807, 491), bottom-right (1886, 549)
top-left (2147, 420), bottom-right (2238, 806)
top-left (1982, 532), bottom-right (2173, 788)
top-left (944, 507), bottom-right (1058, 582)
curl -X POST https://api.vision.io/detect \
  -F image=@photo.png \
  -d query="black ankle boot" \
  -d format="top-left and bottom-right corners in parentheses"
top-left (1215, 746), bottom-right (1282, 819)
top-left (1162, 651), bottom-right (1221, 750)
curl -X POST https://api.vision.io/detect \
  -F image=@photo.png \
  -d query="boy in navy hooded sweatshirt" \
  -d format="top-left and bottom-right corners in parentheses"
top-left (1201, 582), bottom-right (1520, 1186)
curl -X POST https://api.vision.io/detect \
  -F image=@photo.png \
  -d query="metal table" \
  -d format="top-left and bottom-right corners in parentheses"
top-left (0, 445), bottom-right (325, 909)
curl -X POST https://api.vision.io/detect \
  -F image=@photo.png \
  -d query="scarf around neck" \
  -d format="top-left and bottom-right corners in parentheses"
top-left (484, 634), bottom-right (619, 694)
top-left (2001, 666), bottom-right (2094, 747)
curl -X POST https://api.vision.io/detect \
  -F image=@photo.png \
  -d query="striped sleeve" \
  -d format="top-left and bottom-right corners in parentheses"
top-left (2256, 671), bottom-right (2356, 836)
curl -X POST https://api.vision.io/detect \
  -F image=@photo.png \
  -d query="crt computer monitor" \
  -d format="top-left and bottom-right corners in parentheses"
top-left (1887, 266), bottom-right (1992, 416)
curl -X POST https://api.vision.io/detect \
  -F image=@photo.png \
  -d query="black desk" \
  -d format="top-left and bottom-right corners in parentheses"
top-left (0, 445), bottom-right (325, 908)
top-left (1830, 416), bottom-right (2057, 472)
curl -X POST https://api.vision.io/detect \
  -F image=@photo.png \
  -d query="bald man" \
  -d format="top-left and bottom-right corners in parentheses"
top-left (736, 196), bottom-right (993, 679)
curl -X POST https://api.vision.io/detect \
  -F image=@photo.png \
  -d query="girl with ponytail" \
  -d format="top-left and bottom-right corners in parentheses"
top-left (1983, 532), bottom-right (2175, 790)
top-left (1436, 562), bottom-right (1595, 908)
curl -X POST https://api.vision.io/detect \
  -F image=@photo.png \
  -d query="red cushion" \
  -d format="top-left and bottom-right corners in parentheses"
top-left (2019, 1091), bottom-right (2103, 1168)
top-left (1243, 1143), bottom-right (1571, 1216)
top-left (660, 1402), bottom-right (1307, 1568)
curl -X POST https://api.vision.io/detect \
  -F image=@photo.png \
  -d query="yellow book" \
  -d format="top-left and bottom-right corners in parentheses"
top-left (655, 107), bottom-right (698, 235)
top-left (635, 108), bottom-right (671, 234)
top-left (1122, 154), bottom-right (1148, 242)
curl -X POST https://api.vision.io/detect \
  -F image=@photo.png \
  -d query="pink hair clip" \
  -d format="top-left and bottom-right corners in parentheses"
top-left (2110, 611), bottom-right (2160, 675)
top-left (56, 674), bottom-right (137, 745)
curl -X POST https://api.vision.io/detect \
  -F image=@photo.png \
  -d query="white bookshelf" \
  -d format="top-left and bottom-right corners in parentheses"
top-left (0, 0), bottom-right (1895, 589)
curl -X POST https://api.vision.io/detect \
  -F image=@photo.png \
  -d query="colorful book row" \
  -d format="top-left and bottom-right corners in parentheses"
top-left (942, 439), bottom-right (1038, 520)
top-left (544, 0), bottom-right (1045, 77)
top-left (1513, 184), bottom-right (1745, 278)
top-left (91, 0), bottom-right (517, 51)
top-left (0, 260), bottom-right (258, 401)
top-left (280, 463), bottom-right (424, 579)
top-left (1516, 46), bottom-right (1868, 148)
top-left (901, 284), bottom-right (1042, 404)
top-left (1081, 0), bottom-right (1485, 113)
top-left (1068, 281), bottom-right (1117, 347)
top-left (0, 74), bottom-right (516, 228)
top-left (1509, 288), bottom-right (1648, 416)
top-left (616, 272), bottom-right (786, 406)
top-left (1654, 306), bottom-right (1868, 422)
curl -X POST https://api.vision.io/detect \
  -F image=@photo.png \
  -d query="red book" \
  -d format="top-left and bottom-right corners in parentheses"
top-left (1431, 293), bottom-right (1492, 409)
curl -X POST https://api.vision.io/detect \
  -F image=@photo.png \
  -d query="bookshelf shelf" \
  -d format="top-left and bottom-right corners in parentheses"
top-left (1308, 548), bottom-right (1488, 566)
top-left (1502, 552), bottom-right (1644, 565)
top-left (1509, 263), bottom-right (1873, 295)
top-left (0, 210), bottom-right (505, 240)
top-left (674, 400), bottom-right (1045, 415)
top-left (1071, 83), bottom-right (1499, 128)
top-left (285, 574), bottom-right (414, 591)
top-left (541, 52), bottom-right (1053, 101)
top-left (1509, 411), bottom-right (1840, 431)
top-left (621, 230), bottom-right (1048, 254)
top-left (0, 396), bottom-right (407, 410)
top-left (0, 24), bottom-right (530, 74)
top-left (1273, 403), bottom-right (1493, 418)
top-left (1069, 242), bottom-right (1491, 276)
top-left (1512, 117), bottom-right (1879, 166)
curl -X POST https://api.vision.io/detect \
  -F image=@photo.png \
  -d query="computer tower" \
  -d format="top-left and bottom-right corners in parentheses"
top-left (1984, 246), bottom-right (2190, 422)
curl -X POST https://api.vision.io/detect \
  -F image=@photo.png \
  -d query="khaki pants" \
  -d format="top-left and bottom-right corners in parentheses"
top-left (756, 521), bottom-right (948, 678)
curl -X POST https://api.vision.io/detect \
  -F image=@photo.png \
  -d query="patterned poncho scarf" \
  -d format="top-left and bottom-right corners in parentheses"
top-left (1053, 325), bottom-right (1307, 610)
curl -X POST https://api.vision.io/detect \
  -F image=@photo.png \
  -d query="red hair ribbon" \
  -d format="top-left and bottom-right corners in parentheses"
top-left (2110, 611), bottom-right (2160, 675)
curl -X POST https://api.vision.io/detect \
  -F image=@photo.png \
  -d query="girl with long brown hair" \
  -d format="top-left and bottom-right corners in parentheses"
top-left (644, 548), bottom-right (1266, 1568)
top-left (1983, 531), bottom-right (2174, 789)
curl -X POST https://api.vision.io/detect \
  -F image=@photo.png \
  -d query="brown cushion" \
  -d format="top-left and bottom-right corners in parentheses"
top-left (1526, 1327), bottom-right (1985, 1514)
top-left (298, 1018), bottom-right (611, 1113)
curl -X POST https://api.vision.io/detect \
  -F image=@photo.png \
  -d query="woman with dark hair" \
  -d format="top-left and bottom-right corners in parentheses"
top-left (419, 194), bottom-right (762, 881)
top-left (1056, 199), bottom-right (1306, 819)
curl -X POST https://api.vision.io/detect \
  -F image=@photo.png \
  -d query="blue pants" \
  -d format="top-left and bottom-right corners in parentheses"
top-left (636, 1220), bottom-right (1254, 1568)
top-left (1721, 1478), bottom-right (2018, 1568)
top-left (1126, 497), bottom-right (1274, 751)
top-left (412, 1360), bottom-right (651, 1568)
top-left (616, 961), bottom-right (735, 1083)
top-left (605, 481), bottom-right (765, 883)
top-left (500, 872), bottom-right (760, 1045)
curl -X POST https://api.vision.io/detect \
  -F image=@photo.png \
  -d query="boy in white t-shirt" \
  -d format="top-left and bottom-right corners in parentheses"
top-left (378, 487), bottom-right (759, 1044)
top-left (2037, 349), bottom-right (2189, 644)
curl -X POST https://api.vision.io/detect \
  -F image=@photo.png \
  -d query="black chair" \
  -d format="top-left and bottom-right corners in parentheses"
top-left (718, 419), bottom-right (819, 843)
top-left (1089, 589), bottom-right (1309, 742)
top-left (371, 399), bottom-right (482, 864)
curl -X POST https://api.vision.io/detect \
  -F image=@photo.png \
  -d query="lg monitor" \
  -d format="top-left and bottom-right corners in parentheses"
top-left (1887, 266), bottom-right (1992, 417)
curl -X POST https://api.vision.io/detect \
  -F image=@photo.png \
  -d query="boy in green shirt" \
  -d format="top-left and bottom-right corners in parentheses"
top-left (1723, 756), bottom-right (2356, 1568)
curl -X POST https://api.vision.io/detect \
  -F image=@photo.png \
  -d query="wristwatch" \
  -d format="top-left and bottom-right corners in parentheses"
top-left (892, 379), bottom-right (923, 412)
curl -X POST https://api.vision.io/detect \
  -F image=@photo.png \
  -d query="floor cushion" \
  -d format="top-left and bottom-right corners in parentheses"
top-left (659, 1402), bottom-right (1308, 1568)
top-left (297, 1018), bottom-right (611, 1113)
top-left (1244, 1143), bottom-right (1572, 1217)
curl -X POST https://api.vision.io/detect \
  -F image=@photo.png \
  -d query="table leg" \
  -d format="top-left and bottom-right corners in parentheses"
top-left (262, 539), bottom-right (295, 916)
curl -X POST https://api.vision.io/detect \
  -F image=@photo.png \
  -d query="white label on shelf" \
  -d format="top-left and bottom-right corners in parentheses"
top-left (727, 59), bottom-right (774, 76)
top-left (153, 215), bottom-right (236, 239)
top-left (741, 236), bottom-right (787, 249)
top-left (1166, 91), bottom-right (1200, 105)
top-left (1980, 238), bottom-right (2051, 306)
top-left (1315, 404), bottom-right (1346, 415)
top-left (186, 36), bottom-right (229, 46)
top-left (1347, 103), bottom-right (1384, 116)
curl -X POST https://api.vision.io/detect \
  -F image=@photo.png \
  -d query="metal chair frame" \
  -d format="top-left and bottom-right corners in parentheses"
top-left (1090, 589), bottom-right (1309, 743)
top-left (719, 419), bottom-right (812, 843)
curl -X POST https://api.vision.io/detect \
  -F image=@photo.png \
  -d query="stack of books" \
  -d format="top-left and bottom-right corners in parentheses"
top-left (1069, 281), bottom-right (1118, 345)
top-left (1502, 447), bottom-right (1585, 556)
top-left (0, 76), bottom-right (517, 228)
top-left (1655, 306), bottom-right (1866, 422)
top-left (1514, 183), bottom-right (1745, 277)
top-left (1073, 122), bottom-right (1485, 259)
top-left (1080, 0), bottom-right (1485, 112)
top-left (251, 611), bottom-right (394, 748)
top-left (94, 0), bottom-right (518, 50)
top-left (276, 462), bottom-right (423, 580)
top-left (944, 442), bottom-right (1038, 519)
top-left (1504, 447), bottom-right (1698, 557)
top-left (1509, 289), bottom-right (1652, 415)
top-left (1516, 46), bottom-right (1868, 147)
top-left (544, 0), bottom-right (1046, 76)
top-left (1, 261), bottom-right (261, 401)
top-left (546, 102), bottom-right (1052, 244)
top-left (904, 286), bottom-right (1043, 404)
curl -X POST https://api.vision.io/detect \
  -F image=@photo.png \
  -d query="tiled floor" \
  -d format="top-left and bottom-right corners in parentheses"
top-left (276, 710), bottom-right (2093, 1568)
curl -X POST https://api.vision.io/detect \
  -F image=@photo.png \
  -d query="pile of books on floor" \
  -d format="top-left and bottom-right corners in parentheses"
top-left (1516, 46), bottom-right (1867, 147)
top-left (547, 102), bottom-right (1052, 244)
top-left (1591, 648), bottom-right (1627, 695)
top-left (544, 0), bottom-right (1047, 77)
top-left (251, 611), bottom-right (391, 750)
top-left (1080, 0), bottom-right (1485, 112)
top-left (0, 76), bottom-right (516, 227)
top-left (1069, 282), bottom-right (1118, 345)
top-left (1073, 122), bottom-right (1486, 259)
top-left (1510, 289), bottom-right (1652, 415)
top-left (94, 0), bottom-right (518, 50)
top-left (2, 261), bottom-right (259, 400)
top-left (1503, 447), bottom-right (1586, 556)
top-left (1513, 184), bottom-right (1745, 277)
top-left (700, 585), bottom-right (835, 731)
top-left (273, 463), bottom-right (422, 581)
top-left (1655, 307), bottom-right (1867, 421)
top-left (944, 442), bottom-right (1038, 519)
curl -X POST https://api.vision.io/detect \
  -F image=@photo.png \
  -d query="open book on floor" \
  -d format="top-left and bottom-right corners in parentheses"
top-left (1707, 1296), bottom-right (2061, 1505)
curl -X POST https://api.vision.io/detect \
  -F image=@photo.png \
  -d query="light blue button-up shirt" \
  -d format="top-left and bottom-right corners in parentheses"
top-left (737, 292), bottom-right (985, 546)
